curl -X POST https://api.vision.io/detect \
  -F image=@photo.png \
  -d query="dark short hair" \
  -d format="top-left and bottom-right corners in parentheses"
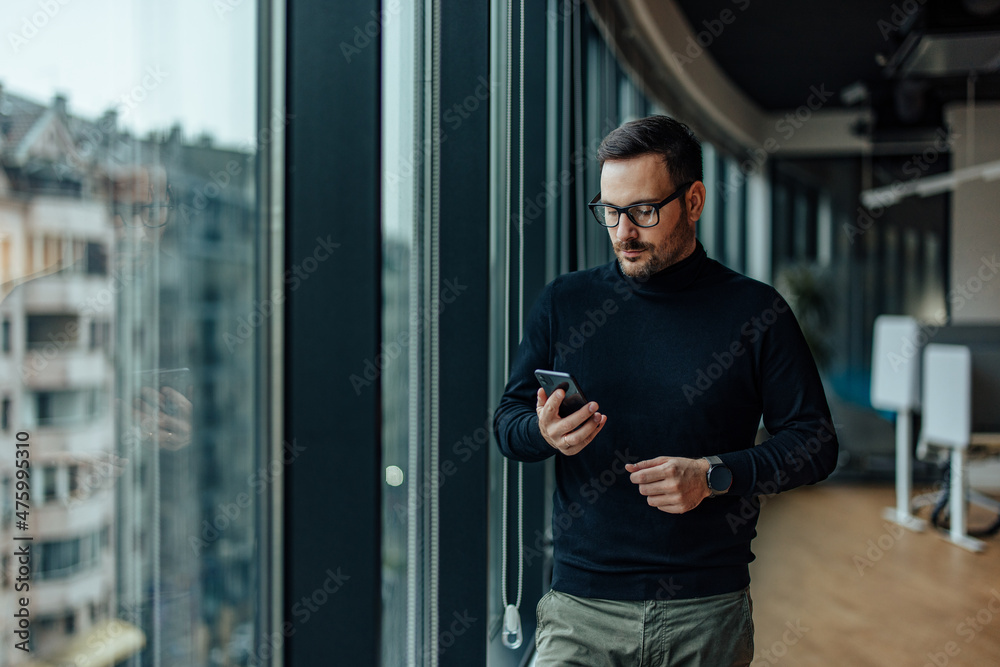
top-left (597, 115), bottom-right (703, 187)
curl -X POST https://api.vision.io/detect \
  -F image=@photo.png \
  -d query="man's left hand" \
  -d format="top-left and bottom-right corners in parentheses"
top-left (626, 456), bottom-right (710, 514)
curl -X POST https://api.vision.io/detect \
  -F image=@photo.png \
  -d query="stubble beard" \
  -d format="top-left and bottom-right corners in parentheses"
top-left (615, 210), bottom-right (695, 281)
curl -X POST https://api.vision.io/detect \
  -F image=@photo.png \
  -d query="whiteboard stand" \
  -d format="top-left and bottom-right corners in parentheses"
top-left (881, 408), bottom-right (927, 531)
top-left (922, 344), bottom-right (984, 552)
top-left (945, 447), bottom-right (985, 552)
top-left (871, 316), bottom-right (926, 532)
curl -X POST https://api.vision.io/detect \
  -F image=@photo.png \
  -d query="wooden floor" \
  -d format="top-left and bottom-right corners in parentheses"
top-left (749, 483), bottom-right (1000, 666)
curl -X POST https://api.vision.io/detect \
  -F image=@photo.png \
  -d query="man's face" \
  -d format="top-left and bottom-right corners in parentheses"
top-left (600, 153), bottom-right (702, 280)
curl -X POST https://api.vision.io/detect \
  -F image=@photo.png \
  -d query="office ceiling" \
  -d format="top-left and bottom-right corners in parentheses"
top-left (673, 0), bottom-right (1000, 135)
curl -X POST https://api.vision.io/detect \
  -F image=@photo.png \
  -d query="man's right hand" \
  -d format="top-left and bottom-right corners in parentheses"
top-left (536, 388), bottom-right (606, 455)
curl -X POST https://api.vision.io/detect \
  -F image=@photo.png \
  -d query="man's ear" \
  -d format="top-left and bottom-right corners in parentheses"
top-left (685, 181), bottom-right (707, 222)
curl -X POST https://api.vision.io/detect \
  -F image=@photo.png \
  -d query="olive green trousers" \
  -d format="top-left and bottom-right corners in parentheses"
top-left (534, 587), bottom-right (754, 667)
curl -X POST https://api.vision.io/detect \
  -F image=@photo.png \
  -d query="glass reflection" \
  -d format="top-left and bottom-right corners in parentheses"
top-left (0, 1), bottom-right (264, 664)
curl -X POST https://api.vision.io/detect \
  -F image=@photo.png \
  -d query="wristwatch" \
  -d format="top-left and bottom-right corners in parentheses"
top-left (704, 456), bottom-right (732, 497)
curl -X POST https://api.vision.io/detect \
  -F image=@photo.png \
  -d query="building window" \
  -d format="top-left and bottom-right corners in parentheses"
top-left (64, 611), bottom-right (75, 634)
top-left (1, 398), bottom-right (10, 430)
top-left (35, 616), bottom-right (58, 652)
top-left (1, 318), bottom-right (10, 353)
top-left (89, 320), bottom-right (110, 352)
top-left (86, 242), bottom-right (108, 275)
top-left (35, 532), bottom-right (103, 580)
top-left (1, 478), bottom-right (9, 528)
top-left (36, 392), bottom-right (51, 424)
top-left (43, 466), bottom-right (58, 503)
top-left (68, 465), bottom-right (79, 497)
top-left (35, 389), bottom-right (99, 426)
top-left (26, 314), bottom-right (79, 350)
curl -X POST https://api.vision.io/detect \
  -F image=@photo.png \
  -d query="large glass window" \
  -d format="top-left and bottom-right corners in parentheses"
top-left (381, 1), bottom-right (428, 663)
top-left (0, 0), bottom-right (276, 664)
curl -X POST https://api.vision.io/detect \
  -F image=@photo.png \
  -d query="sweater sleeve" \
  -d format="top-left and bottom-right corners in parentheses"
top-left (718, 290), bottom-right (839, 496)
top-left (494, 283), bottom-right (558, 462)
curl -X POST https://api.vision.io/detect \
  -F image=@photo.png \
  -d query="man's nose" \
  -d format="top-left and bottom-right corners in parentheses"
top-left (615, 214), bottom-right (639, 241)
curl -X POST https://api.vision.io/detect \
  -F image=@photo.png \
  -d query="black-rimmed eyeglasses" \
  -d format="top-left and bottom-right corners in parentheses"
top-left (112, 184), bottom-right (176, 229)
top-left (588, 182), bottom-right (693, 228)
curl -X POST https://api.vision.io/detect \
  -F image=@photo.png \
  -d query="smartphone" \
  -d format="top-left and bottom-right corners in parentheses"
top-left (534, 369), bottom-right (588, 418)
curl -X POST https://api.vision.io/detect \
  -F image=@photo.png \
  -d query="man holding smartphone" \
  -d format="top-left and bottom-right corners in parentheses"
top-left (494, 115), bottom-right (838, 666)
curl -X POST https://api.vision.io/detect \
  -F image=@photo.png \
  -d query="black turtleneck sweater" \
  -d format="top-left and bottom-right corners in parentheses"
top-left (494, 242), bottom-right (838, 601)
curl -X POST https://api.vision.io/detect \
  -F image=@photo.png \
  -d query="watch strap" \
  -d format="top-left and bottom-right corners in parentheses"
top-left (705, 455), bottom-right (731, 497)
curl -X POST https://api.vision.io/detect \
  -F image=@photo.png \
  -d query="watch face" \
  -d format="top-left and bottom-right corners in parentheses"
top-left (709, 465), bottom-right (732, 492)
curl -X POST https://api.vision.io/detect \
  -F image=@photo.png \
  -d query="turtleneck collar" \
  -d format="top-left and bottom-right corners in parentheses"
top-left (612, 239), bottom-right (708, 294)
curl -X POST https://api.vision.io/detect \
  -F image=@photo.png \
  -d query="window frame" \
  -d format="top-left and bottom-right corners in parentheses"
top-left (283, 0), bottom-right (382, 663)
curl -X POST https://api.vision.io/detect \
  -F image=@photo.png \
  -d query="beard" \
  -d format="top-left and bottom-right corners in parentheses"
top-left (614, 210), bottom-right (696, 281)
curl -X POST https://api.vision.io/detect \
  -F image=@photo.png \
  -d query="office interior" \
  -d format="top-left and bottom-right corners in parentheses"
top-left (0, 0), bottom-right (999, 665)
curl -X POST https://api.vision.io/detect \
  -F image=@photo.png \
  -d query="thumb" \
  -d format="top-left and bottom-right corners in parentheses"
top-left (536, 387), bottom-right (548, 408)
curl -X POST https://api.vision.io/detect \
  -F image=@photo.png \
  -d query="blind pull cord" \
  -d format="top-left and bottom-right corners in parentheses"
top-left (501, 0), bottom-right (526, 651)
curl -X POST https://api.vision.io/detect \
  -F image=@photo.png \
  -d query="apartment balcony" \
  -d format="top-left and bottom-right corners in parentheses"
top-left (22, 274), bottom-right (112, 314)
top-left (21, 348), bottom-right (108, 390)
top-left (33, 413), bottom-right (114, 459)
top-left (24, 196), bottom-right (113, 238)
top-left (31, 557), bottom-right (114, 618)
top-left (34, 488), bottom-right (113, 542)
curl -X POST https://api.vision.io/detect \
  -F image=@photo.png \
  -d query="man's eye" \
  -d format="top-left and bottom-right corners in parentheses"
top-left (630, 206), bottom-right (655, 222)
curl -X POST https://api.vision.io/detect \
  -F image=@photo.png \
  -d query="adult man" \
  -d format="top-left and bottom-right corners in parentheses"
top-left (493, 115), bottom-right (838, 666)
